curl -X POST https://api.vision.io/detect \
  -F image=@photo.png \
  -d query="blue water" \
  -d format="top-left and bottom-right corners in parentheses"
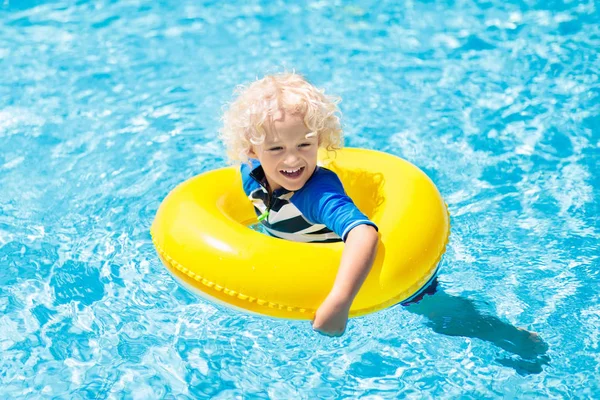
top-left (1, 0), bottom-right (598, 398)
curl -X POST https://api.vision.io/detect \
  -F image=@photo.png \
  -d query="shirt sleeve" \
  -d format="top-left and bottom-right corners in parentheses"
top-left (240, 159), bottom-right (261, 196)
top-left (292, 168), bottom-right (378, 241)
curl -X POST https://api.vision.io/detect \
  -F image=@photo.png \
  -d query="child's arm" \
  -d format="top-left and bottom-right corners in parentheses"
top-left (312, 224), bottom-right (379, 336)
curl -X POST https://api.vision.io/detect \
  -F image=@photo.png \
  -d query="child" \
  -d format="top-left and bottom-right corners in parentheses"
top-left (220, 73), bottom-right (379, 336)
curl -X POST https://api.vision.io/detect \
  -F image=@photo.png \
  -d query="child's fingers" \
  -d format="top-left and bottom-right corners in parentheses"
top-left (312, 322), bottom-right (345, 337)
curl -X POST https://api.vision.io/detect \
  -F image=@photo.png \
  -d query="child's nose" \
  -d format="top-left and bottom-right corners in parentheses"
top-left (284, 152), bottom-right (299, 165)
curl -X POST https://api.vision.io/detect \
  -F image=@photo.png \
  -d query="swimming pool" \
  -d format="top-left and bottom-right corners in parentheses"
top-left (1, 0), bottom-right (598, 398)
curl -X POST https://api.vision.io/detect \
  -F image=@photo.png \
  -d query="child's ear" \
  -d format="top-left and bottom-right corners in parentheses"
top-left (246, 146), bottom-right (257, 158)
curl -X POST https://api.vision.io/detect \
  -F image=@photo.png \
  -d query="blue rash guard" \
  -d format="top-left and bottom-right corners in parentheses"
top-left (241, 159), bottom-right (378, 243)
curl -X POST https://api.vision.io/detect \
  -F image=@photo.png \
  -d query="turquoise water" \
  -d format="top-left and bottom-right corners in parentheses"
top-left (1, 0), bottom-right (599, 398)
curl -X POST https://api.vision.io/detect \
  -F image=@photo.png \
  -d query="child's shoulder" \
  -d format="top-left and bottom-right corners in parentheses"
top-left (240, 159), bottom-right (262, 195)
top-left (300, 166), bottom-right (344, 194)
top-left (312, 165), bottom-right (340, 181)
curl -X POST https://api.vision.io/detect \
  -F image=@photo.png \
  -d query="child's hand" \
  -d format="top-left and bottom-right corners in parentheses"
top-left (312, 293), bottom-right (351, 337)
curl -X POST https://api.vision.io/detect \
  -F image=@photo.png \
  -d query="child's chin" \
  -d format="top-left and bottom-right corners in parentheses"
top-left (282, 179), bottom-right (305, 191)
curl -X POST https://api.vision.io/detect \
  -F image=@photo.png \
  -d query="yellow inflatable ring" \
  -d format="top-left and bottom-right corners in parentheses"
top-left (151, 148), bottom-right (450, 319)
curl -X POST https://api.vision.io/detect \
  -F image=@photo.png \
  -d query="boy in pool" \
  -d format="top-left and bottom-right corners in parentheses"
top-left (220, 73), bottom-right (379, 337)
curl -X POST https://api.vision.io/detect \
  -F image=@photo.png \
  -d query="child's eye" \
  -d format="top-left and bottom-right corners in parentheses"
top-left (268, 146), bottom-right (283, 152)
top-left (298, 143), bottom-right (312, 148)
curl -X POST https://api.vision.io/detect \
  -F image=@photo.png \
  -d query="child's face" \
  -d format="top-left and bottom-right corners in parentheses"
top-left (248, 111), bottom-right (318, 192)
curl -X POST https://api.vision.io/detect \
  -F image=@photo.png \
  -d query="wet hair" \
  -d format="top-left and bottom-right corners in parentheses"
top-left (220, 72), bottom-right (343, 163)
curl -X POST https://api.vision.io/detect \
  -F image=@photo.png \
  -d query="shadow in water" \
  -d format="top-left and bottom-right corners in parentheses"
top-left (404, 281), bottom-right (550, 375)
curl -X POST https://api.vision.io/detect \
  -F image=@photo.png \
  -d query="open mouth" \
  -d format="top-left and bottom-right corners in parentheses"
top-left (279, 166), bottom-right (305, 178)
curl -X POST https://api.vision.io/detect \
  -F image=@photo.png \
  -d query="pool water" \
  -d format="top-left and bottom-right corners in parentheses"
top-left (1, 0), bottom-right (599, 398)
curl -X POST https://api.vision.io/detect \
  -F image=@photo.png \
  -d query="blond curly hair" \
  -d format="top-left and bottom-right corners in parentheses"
top-left (220, 72), bottom-right (343, 163)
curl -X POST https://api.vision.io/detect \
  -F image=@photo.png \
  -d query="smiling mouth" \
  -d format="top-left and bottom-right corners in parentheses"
top-left (280, 166), bottom-right (305, 178)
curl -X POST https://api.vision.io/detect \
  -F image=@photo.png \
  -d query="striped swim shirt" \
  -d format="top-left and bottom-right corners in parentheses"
top-left (241, 159), bottom-right (377, 243)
